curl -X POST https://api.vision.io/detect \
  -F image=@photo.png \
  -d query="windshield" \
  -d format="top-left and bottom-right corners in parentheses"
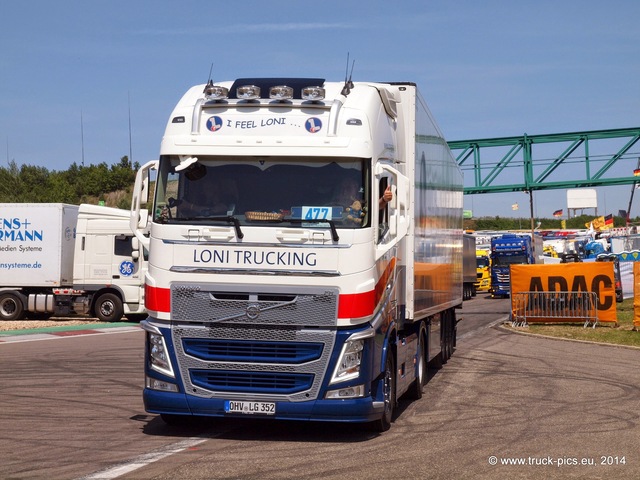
top-left (476, 257), bottom-right (490, 268)
top-left (492, 254), bottom-right (528, 266)
top-left (153, 156), bottom-right (371, 229)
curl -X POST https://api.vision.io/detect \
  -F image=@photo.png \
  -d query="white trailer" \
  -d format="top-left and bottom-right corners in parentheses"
top-left (132, 77), bottom-right (463, 431)
top-left (463, 233), bottom-right (477, 300)
top-left (0, 203), bottom-right (147, 322)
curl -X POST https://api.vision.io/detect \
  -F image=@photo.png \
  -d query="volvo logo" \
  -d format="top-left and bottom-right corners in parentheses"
top-left (246, 304), bottom-right (260, 319)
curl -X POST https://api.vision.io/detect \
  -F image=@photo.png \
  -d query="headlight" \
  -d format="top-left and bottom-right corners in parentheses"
top-left (148, 332), bottom-right (175, 378)
top-left (330, 339), bottom-right (364, 384)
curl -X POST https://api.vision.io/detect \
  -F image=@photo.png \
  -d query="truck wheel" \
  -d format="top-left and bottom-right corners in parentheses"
top-left (441, 312), bottom-right (452, 364)
top-left (94, 293), bottom-right (124, 322)
top-left (371, 353), bottom-right (396, 432)
top-left (0, 292), bottom-right (26, 320)
top-left (408, 332), bottom-right (426, 400)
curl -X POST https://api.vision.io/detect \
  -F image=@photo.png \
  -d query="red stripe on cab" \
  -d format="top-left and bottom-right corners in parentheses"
top-left (145, 284), bottom-right (171, 313)
top-left (337, 290), bottom-right (376, 318)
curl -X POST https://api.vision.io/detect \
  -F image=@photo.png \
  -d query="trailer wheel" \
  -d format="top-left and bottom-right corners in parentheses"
top-left (94, 293), bottom-right (124, 322)
top-left (0, 292), bottom-right (26, 321)
top-left (371, 353), bottom-right (396, 432)
top-left (441, 311), bottom-right (452, 364)
top-left (408, 331), bottom-right (426, 400)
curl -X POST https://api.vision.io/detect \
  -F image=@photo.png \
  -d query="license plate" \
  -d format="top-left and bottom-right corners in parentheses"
top-left (224, 400), bottom-right (276, 415)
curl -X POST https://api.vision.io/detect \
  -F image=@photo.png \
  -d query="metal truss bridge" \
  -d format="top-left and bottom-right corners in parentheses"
top-left (447, 127), bottom-right (640, 195)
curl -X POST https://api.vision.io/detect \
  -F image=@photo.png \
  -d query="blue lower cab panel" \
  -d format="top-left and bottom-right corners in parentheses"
top-left (143, 389), bottom-right (384, 423)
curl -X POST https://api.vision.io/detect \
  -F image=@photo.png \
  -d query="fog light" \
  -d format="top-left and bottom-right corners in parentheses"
top-left (269, 85), bottom-right (293, 100)
top-left (146, 376), bottom-right (179, 392)
top-left (325, 384), bottom-right (365, 399)
top-left (237, 85), bottom-right (261, 100)
top-left (302, 86), bottom-right (325, 101)
top-left (204, 85), bottom-right (229, 100)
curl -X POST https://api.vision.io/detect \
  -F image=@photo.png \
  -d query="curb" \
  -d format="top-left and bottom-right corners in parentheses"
top-left (496, 322), bottom-right (640, 351)
top-left (0, 323), bottom-right (141, 344)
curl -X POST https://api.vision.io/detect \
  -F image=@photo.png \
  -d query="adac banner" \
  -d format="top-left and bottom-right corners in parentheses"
top-left (633, 263), bottom-right (640, 327)
top-left (510, 263), bottom-right (617, 323)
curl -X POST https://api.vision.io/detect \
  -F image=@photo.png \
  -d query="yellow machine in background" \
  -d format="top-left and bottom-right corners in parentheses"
top-left (475, 248), bottom-right (491, 292)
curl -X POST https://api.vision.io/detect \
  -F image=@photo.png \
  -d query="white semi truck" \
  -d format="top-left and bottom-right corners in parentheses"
top-left (131, 77), bottom-right (463, 431)
top-left (0, 203), bottom-right (147, 322)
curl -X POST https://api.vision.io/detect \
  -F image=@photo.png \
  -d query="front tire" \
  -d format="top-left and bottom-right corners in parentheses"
top-left (371, 352), bottom-right (396, 432)
top-left (0, 292), bottom-right (26, 321)
top-left (408, 331), bottom-right (426, 400)
top-left (94, 293), bottom-right (124, 322)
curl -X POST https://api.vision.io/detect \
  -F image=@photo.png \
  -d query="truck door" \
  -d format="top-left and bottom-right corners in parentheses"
top-left (112, 234), bottom-right (141, 284)
top-left (375, 164), bottom-right (409, 258)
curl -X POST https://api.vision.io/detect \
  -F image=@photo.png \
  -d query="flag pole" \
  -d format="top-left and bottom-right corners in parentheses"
top-left (627, 157), bottom-right (640, 227)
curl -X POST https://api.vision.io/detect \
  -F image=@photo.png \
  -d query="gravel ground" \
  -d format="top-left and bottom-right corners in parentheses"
top-left (0, 318), bottom-right (113, 332)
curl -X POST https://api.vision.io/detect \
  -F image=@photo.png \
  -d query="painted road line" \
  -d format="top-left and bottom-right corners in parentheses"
top-left (77, 437), bottom-right (210, 480)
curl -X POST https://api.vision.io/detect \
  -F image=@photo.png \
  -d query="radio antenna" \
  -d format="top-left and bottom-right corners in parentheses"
top-left (341, 53), bottom-right (355, 96)
top-left (203, 63), bottom-right (215, 93)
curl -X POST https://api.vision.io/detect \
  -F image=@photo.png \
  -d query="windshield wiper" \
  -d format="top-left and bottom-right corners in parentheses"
top-left (166, 214), bottom-right (243, 239)
top-left (286, 218), bottom-right (339, 242)
top-left (208, 216), bottom-right (244, 239)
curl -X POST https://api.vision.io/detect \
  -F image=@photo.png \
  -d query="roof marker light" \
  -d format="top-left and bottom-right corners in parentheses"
top-left (237, 85), bottom-right (261, 100)
top-left (302, 86), bottom-right (325, 101)
top-left (204, 85), bottom-right (229, 100)
top-left (269, 85), bottom-right (293, 100)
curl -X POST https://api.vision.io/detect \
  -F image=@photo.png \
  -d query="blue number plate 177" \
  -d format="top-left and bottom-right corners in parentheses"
top-left (224, 400), bottom-right (276, 415)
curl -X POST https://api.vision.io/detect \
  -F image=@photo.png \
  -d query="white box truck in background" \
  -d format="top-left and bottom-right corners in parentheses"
top-left (130, 77), bottom-right (463, 431)
top-left (0, 203), bottom-right (147, 322)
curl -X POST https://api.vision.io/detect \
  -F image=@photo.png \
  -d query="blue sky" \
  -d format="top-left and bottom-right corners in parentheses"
top-left (1, 0), bottom-right (639, 219)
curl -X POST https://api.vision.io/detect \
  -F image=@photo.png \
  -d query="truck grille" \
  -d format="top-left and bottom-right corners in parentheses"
top-left (190, 370), bottom-right (315, 395)
top-left (171, 284), bottom-right (338, 402)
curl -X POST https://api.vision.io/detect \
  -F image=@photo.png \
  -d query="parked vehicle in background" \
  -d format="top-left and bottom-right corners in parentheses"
top-left (0, 203), bottom-right (147, 321)
top-left (489, 233), bottom-right (543, 298)
top-left (463, 234), bottom-right (477, 300)
top-left (475, 247), bottom-right (491, 293)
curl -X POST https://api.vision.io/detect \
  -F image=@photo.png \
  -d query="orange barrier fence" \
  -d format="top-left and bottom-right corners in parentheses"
top-left (511, 291), bottom-right (598, 328)
top-left (510, 263), bottom-right (617, 323)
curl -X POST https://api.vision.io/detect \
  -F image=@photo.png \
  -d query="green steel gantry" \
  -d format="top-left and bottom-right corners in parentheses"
top-left (447, 127), bottom-right (640, 195)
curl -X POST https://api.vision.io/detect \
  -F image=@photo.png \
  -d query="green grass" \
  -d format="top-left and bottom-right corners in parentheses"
top-left (511, 298), bottom-right (640, 348)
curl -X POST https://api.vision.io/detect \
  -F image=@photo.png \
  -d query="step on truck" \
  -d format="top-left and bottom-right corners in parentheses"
top-left (131, 77), bottom-right (463, 431)
top-left (0, 203), bottom-right (147, 322)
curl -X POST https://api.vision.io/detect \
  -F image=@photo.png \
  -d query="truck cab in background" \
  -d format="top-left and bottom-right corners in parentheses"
top-left (0, 203), bottom-right (147, 322)
top-left (474, 246), bottom-right (491, 293)
top-left (489, 233), bottom-right (542, 298)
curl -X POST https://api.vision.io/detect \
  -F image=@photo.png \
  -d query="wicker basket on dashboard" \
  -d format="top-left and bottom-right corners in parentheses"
top-left (245, 211), bottom-right (284, 221)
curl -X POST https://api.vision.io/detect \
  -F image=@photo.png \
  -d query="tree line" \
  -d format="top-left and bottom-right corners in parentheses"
top-left (0, 159), bottom-right (634, 228)
top-left (0, 157), bottom-right (139, 209)
top-left (465, 214), bottom-right (631, 231)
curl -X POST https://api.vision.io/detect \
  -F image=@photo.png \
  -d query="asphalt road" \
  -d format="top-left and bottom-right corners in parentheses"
top-left (1, 295), bottom-right (639, 480)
